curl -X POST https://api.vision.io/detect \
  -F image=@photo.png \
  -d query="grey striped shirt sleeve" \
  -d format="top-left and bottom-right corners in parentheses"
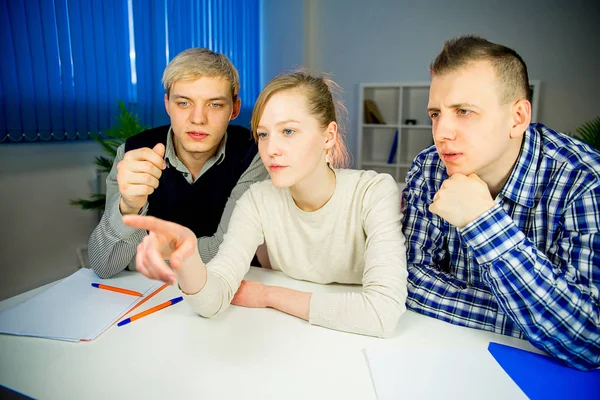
top-left (88, 145), bottom-right (268, 278)
top-left (88, 144), bottom-right (149, 278)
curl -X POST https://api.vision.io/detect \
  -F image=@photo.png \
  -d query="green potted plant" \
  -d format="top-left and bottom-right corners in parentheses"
top-left (71, 101), bottom-right (149, 210)
top-left (572, 116), bottom-right (600, 151)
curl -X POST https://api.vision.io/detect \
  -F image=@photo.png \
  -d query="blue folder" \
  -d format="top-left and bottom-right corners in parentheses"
top-left (488, 342), bottom-right (600, 400)
top-left (387, 130), bottom-right (398, 164)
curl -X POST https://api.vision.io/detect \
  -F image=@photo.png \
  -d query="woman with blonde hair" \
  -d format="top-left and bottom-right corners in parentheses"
top-left (124, 71), bottom-right (407, 337)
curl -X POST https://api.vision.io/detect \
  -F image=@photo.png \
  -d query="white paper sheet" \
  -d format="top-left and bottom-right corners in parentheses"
top-left (0, 268), bottom-right (163, 341)
top-left (363, 346), bottom-right (527, 400)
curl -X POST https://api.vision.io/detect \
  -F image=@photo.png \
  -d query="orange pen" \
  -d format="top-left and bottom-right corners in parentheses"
top-left (91, 283), bottom-right (143, 297)
top-left (117, 296), bottom-right (183, 327)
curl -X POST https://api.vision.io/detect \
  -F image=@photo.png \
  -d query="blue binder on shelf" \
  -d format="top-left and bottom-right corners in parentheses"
top-left (387, 130), bottom-right (398, 164)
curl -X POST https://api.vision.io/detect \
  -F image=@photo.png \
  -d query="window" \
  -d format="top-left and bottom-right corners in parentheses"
top-left (1, 0), bottom-right (260, 143)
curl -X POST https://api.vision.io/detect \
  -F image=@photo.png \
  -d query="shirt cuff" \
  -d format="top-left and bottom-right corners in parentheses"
top-left (179, 272), bottom-right (225, 317)
top-left (106, 197), bottom-right (149, 241)
top-left (460, 203), bottom-right (526, 264)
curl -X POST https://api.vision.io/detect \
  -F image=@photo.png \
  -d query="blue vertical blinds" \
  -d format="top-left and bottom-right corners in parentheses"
top-left (1, 0), bottom-right (259, 143)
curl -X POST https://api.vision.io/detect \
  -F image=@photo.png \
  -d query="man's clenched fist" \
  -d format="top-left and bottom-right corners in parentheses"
top-left (117, 143), bottom-right (166, 215)
top-left (429, 173), bottom-right (496, 229)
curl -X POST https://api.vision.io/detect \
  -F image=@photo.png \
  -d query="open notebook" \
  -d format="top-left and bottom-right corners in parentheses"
top-left (0, 268), bottom-right (166, 341)
top-left (363, 346), bottom-right (527, 400)
top-left (364, 343), bottom-right (599, 400)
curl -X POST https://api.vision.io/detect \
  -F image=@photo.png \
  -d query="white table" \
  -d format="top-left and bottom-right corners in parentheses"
top-left (0, 268), bottom-right (538, 399)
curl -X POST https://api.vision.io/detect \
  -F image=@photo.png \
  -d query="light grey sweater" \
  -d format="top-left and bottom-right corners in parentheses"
top-left (182, 169), bottom-right (408, 337)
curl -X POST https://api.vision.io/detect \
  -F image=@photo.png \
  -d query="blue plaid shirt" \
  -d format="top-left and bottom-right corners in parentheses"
top-left (402, 123), bottom-right (600, 371)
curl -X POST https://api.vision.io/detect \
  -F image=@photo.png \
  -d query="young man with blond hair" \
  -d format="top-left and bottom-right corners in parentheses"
top-left (89, 48), bottom-right (268, 278)
top-left (402, 35), bottom-right (599, 370)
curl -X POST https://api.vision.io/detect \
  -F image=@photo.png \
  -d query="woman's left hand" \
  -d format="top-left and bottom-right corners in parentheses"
top-left (231, 280), bottom-right (268, 308)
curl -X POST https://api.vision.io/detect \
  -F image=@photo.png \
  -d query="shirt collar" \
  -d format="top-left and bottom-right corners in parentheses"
top-left (498, 124), bottom-right (540, 208)
top-left (164, 126), bottom-right (228, 169)
top-left (214, 131), bottom-right (227, 164)
top-left (164, 126), bottom-right (178, 167)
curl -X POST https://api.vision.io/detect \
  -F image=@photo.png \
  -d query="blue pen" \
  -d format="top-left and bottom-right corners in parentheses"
top-left (117, 296), bottom-right (183, 327)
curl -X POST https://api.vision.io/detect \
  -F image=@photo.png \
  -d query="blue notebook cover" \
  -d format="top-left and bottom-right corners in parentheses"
top-left (488, 342), bottom-right (600, 400)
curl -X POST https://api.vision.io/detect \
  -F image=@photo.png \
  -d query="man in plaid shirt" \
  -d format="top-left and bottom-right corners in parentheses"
top-left (402, 35), bottom-right (599, 370)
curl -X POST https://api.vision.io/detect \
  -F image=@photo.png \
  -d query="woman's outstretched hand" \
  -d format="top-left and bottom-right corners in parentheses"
top-left (123, 215), bottom-right (198, 285)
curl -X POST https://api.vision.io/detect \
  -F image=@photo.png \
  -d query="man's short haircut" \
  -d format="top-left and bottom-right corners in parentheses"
top-left (162, 48), bottom-right (240, 100)
top-left (430, 35), bottom-right (531, 104)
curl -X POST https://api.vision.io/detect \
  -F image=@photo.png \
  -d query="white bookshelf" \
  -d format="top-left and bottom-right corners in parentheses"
top-left (357, 82), bottom-right (432, 183)
top-left (357, 81), bottom-right (541, 184)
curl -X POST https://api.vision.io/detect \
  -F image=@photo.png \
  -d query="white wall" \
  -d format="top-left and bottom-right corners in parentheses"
top-left (0, 141), bottom-right (103, 300)
top-left (264, 0), bottom-right (600, 164)
top-left (260, 0), bottom-right (306, 86)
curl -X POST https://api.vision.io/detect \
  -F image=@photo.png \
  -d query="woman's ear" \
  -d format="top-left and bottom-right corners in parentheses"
top-left (510, 99), bottom-right (531, 139)
top-left (324, 121), bottom-right (338, 150)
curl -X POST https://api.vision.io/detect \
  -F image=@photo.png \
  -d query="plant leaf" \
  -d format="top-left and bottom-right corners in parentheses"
top-left (572, 116), bottom-right (600, 151)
